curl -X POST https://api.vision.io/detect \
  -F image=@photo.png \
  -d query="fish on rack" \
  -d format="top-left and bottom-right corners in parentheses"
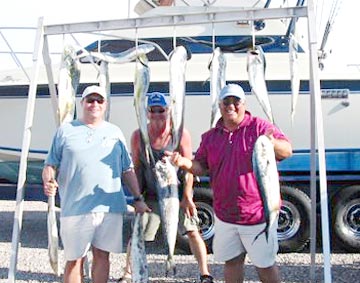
top-left (252, 135), bottom-right (281, 243)
top-left (133, 54), bottom-right (153, 164)
top-left (78, 44), bottom-right (155, 64)
top-left (208, 47), bottom-right (226, 128)
top-left (169, 45), bottom-right (187, 150)
top-left (247, 45), bottom-right (274, 124)
top-left (289, 34), bottom-right (300, 124)
top-left (57, 45), bottom-right (80, 124)
top-left (131, 213), bottom-right (149, 283)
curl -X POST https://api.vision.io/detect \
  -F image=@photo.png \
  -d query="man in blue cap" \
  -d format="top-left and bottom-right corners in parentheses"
top-left (118, 92), bottom-right (215, 283)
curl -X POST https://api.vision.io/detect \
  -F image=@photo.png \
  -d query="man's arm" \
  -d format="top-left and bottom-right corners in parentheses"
top-left (122, 169), bottom-right (150, 213)
top-left (42, 165), bottom-right (58, 197)
top-left (179, 129), bottom-right (196, 217)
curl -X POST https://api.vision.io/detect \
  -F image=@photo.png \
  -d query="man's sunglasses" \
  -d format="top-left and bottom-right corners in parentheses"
top-left (222, 97), bottom-right (242, 107)
top-left (148, 107), bottom-right (166, 113)
top-left (85, 96), bottom-right (105, 104)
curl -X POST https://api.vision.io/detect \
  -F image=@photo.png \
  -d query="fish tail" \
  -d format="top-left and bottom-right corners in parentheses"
top-left (165, 257), bottom-right (176, 277)
top-left (252, 225), bottom-right (269, 244)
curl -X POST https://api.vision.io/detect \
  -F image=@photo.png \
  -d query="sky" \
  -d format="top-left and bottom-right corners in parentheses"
top-left (0, 0), bottom-right (358, 72)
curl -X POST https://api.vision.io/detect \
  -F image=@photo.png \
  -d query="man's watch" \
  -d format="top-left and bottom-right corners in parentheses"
top-left (133, 194), bottom-right (144, 202)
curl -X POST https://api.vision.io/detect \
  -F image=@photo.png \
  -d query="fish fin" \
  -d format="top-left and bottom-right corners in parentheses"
top-left (252, 226), bottom-right (267, 245)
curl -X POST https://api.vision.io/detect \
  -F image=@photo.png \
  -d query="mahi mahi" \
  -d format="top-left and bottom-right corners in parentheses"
top-left (131, 213), bottom-right (149, 283)
top-left (247, 46), bottom-right (274, 124)
top-left (133, 54), bottom-right (153, 164)
top-left (79, 44), bottom-right (155, 64)
top-left (289, 34), bottom-right (300, 124)
top-left (252, 135), bottom-right (281, 242)
top-left (169, 45), bottom-right (187, 150)
top-left (57, 45), bottom-right (80, 124)
top-left (208, 47), bottom-right (226, 128)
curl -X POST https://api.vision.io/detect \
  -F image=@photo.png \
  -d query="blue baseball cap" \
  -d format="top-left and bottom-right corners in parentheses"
top-left (147, 92), bottom-right (168, 107)
top-left (219, 84), bottom-right (246, 101)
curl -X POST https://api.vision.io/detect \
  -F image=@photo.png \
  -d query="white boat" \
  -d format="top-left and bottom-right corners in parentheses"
top-left (0, 0), bottom-right (358, 180)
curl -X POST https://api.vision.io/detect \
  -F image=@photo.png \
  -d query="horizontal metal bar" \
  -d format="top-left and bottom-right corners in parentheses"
top-left (44, 6), bottom-right (308, 35)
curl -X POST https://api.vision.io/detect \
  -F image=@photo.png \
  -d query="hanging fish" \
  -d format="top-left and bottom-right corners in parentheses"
top-left (169, 45), bottom-right (187, 150)
top-left (131, 214), bottom-right (149, 283)
top-left (247, 46), bottom-right (274, 124)
top-left (57, 45), bottom-right (80, 124)
top-left (252, 135), bottom-right (281, 243)
top-left (99, 60), bottom-right (111, 121)
top-left (208, 47), bottom-right (226, 128)
top-left (133, 54), bottom-right (153, 164)
top-left (289, 34), bottom-right (300, 124)
top-left (79, 44), bottom-right (155, 64)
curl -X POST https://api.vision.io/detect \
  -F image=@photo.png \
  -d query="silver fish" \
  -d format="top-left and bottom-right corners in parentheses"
top-left (247, 46), bottom-right (274, 124)
top-left (99, 60), bottom-right (111, 121)
top-left (79, 44), bottom-right (155, 64)
top-left (47, 193), bottom-right (59, 276)
top-left (131, 213), bottom-right (149, 283)
top-left (133, 54), bottom-right (153, 164)
top-left (154, 157), bottom-right (179, 276)
top-left (289, 34), bottom-right (300, 124)
top-left (252, 135), bottom-right (281, 242)
top-left (169, 45), bottom-right (187, 150)
top-left (57, 45), bottom-right (80, 124)
top-left (209, 47), bottom-right (226, 128)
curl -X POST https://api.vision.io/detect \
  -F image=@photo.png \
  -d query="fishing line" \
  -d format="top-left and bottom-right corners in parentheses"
top-left (251, 21), bottom-right (255, 50)
top-left (172, 17), bottom-right (177, 50)
top-left (211, 15), bottom-right (215, 51)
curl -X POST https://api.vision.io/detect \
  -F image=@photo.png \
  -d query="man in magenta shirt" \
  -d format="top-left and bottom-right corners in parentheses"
top-left (168, 84), bottom-right (292, 283)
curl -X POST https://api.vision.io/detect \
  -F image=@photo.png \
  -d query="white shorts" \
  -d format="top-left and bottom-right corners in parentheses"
top-left (213, 216), bottom-right (278, 268)
top-left (60, 212), bottom-right (123, 261)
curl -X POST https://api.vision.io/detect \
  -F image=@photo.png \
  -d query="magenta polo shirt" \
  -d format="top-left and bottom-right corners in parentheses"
top-left (194, 111), bottom-right (289, 225)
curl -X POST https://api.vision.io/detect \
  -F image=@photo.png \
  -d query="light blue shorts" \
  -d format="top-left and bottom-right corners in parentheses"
top-left (213, 215), bottom-right (278, 268)
top-left (60, 212), bottom-right (123, 261)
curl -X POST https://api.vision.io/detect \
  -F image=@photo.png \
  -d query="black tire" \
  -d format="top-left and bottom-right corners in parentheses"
top-left (176, 187), bottom-right (214, 254)
top-left (278, 185), bottom-right (311, 252)
top-left (332, 185), bottom-right (360, 252)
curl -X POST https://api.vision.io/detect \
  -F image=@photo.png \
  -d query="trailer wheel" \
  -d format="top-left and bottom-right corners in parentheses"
top-left (176, 187), bottom-right (214, 254)
top-left (278, 186), bottom-right (311, 252)
top-left (332, 185), bottom-right (360, 252)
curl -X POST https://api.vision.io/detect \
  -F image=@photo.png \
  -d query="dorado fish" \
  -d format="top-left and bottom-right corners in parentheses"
top-left (209, 47), bottom-right (226, 128)
top-left (99, 60), bottom-right (111, 121)
top-left (131, 213), bottom-right (149, 283)
top-left (289, 34), bottom-right (300, 124)
top-left (247, 46), bottom-right (274, 124)
top-left (57, 45), bottom-right (80, 124)
top-left (47, 190), bottom-right (60, 276)
top-left (153, 156), bottom-right (179, 276)
top-left (169, 45), bottom-right (187, 150)
top-left (252, 135), bottom-right (281, 243)
top-left (133, 54), bottom-right (153, 164)
top-left (78, 44), bottom-right (155, 64)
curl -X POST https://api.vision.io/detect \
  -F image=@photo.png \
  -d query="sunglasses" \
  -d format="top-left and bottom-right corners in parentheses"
top-left (148, 107), bottom-right (166, 113)
top-left (222, 97), bottom-right (242, 107)
top-left (85, 96), bottom-right (105, 104)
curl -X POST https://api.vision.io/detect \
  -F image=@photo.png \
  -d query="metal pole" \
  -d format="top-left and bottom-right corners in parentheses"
top-left (307, 0), bottom-right (332, 282)
top-left (7, 17), bottom-right (45, 283)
